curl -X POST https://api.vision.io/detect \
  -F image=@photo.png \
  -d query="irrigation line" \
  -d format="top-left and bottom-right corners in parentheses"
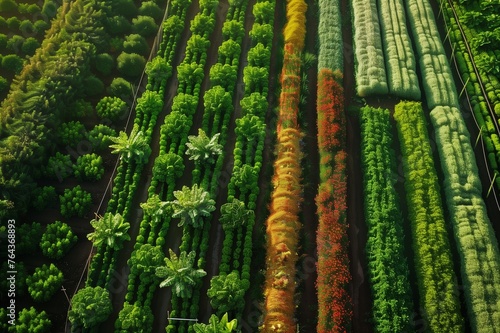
top-left (63, 1), bottom-right (172, 330)
top-left (438, 0), bottom-right (500, 213)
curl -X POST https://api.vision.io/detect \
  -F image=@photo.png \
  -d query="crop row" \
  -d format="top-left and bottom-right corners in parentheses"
top-left (172, 0), bottom-right (251, 329)
top-left (405, 0), bottom-right (459, 109)
top-left (378, 0), bottom-right (420, 99)
top-left (316, 69), bottom-right (352, 332)
top-left (405, 1), bottom-right (500, 331)
top-left (216, 0), bottom-right (276, 325)
top-left (430, 105), bottom-right (500, 333)
top-left (315, 0), bottom-right (351, 331)
top-left (438, 1), bottom-right (500, 190)
top-left (317, 0), bottom-right (342, 71)
top-left (393, 101), bottom-right (463, 332)
top-left (359, 105), bottom-right (413, 332)
top-left (261, 0), bottom-right (307, 331)
top-left (351, 0), bottom-right (388, 96)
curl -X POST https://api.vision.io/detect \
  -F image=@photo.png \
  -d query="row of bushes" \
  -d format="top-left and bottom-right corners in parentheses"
top-left (405, 0), bottom-right (459, 109)
top-left (262, 0), bottom-right (307, 330)
top-left (377, 0), bottom-right (420, 99)
top-left (430, 105), bottom-right (500, 333)
top-left (315, 0), bottom-right (351, 331)
top-left (394, 101), bottom-right (464, 332)
top-left (359, 105), bottom-right (413, 332)
top-left (351, 0), bottom-right (388, 96)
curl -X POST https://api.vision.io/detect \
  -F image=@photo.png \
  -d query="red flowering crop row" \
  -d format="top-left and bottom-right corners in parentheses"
top-left (315, 69), bottom-right (352, 333)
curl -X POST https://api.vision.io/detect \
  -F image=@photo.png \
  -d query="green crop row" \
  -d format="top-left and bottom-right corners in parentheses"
top-left (394, 101), bottom-right (464, 332)
top-left (430, 105), bottom-right (500, 333)
top-left (359, 106), bottom-right (414, 332)
top-left (405, 0), bottom-right (459, 109)
top-left (318, 0), bottom-right (342, 71)
top-left (378, 0), bottom-right (420, 99)
top-left (351, 0), bottom-right (388, 96)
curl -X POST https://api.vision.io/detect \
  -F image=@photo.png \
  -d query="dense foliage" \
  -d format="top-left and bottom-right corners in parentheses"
top-left (394, 101), bottom-right (464, 332)
top-left (26, 264), bottom-right (63, 302)
top-left (59, 185), bottom-right (92, 218)
top-left (40, 221), bottom-right (78, 260)
top-left (377, 0), bottom-right (420, 98)
top-left (430, 105), bottom-right (500, 333)
top-left (360, 106), bottom-right (413, 332)
top-left (351, 0), bottom-right (388, 96)
top-left (69, 286), bottom-right (112, 331)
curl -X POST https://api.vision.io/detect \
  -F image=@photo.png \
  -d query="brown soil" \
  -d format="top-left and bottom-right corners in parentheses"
top-left (294, 0), bottom-right (319, 331)
top-left (340, 0), bottom-right (375, 331)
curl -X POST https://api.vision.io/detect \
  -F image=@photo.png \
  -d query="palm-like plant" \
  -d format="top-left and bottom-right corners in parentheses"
top-left (87, 213), bottom-right (131, 251)
top-left (155, 249), bottom-right (206, 299)
top-left (185, 129), bottom-right (223, 164)
top-left (140, 194), bottom-right (170, 227)
top-left (168, 184), bottom-right (215, 228)
top-left (219, 199), bottom-right (254, 230)
top-left (109, 125), bottom-right (151, 164)
top-left (193, 313), bottom-right (239, 333)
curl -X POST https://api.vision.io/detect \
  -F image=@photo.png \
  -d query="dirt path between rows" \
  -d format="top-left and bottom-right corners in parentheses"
top-left (340, 0), bottom-right (374, 331)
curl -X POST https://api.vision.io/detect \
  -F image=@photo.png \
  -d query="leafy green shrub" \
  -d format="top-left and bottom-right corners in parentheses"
top-left (123, 33), bottom-right (149, 55)
top-left (32, 186), bottom-right (58, 211)
top-left (21, 37), bottom-right (40, 56)
top-left (108, 77), bottom-right (132, 98)
top-left (132, 15), bottom-right (158, 37)
top-left (116, 52), bottom-right (146, 79)
top-left (109, 36), bottom-right (124, 53)
top-left (0, 75), bottom-right (8, 93)
top-left (72, 99), bottom-right (93, 118)
top-left (0, 33), bottom-right (7, 49)
top-left (59, 185), bottom-right (92, 218)
top-left (0, 0), bottom-right (17, 12)
top-left (8, 307), bottom-right (51, 333)
top-left (106, 15), bottom-right (131, 36)
top-left (59, 121), bottom-right (86, 147)
top-left (40, 221), bottom-right (77, 260)
top-left (41, 0), bottom-right (57, 19)
top-left (6, 35), bottom-right (24, 53)
top-left (138, 1), bottom-right (163, 21)
top-left (88, 124), bottom-right (117, 151)
top-left (93, 53), bottom-right (114, 76)
top-left (16, 222), bottom-right (43, 255)
top-left (69, 286), bottom-right (112, 331)
top-left (96, 96), bottom-right (128, 121)
top-left (116, 302), bottom-right (152, 332)
top-left (44, 152), bottom-right (73, 180)
top-left (6, 16), bottom-right (20, 30)
top-left (34, 20), bottom-right (49, 33)
top-left (152, 153), bottom-right (184, 183)
top-left (74, 153), bottom-right (104, 181)
top-left (83, 75), bottom-right (104, 96)
top-left (111, 0), bottom-right (137, 19)
top-left (19, 20), bottom-right (35, 35)
top-left (26, 263), bottom-right (63, 302)
top-left (27, 4), bottom-right (41, 14)
top-left (208, 272), bottom-right (246, 315)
